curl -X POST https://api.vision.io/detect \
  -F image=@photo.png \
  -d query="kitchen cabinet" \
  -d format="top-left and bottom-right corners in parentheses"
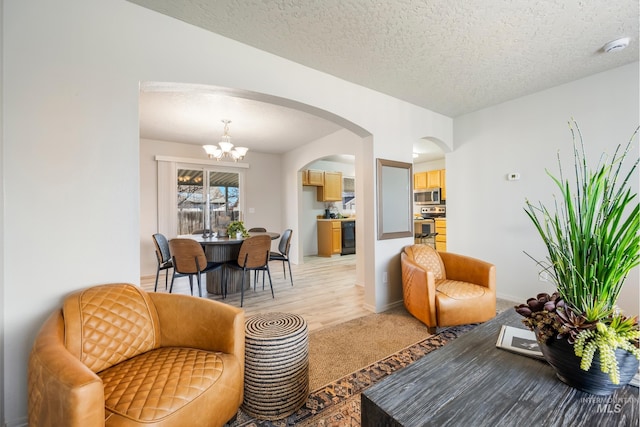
top-left (317, 171), bottom-right (342, 201)
top-left (414, 172), bottom-right (428, 190)
top-left (440, 169), bottom-right (446, 200)
top-left (317, 220), bottom-right (342, 257)
top-left (426, 170), bottom-right (441, 188)
top-left (435, 218), bottom-right (446, 251)
top-left (414, 169), bottom-right (445, 191)
top-left (302, 169), bottom-right (324, 186)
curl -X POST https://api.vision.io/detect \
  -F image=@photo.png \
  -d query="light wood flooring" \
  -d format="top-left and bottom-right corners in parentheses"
top-left (141, 254), bottom-right (371, 332)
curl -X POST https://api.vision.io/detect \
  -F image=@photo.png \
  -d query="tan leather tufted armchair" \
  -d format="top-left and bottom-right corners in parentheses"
top-left (401, 245), bottom-right (496, 333)
top-left (28, 283), bottom-right (245, 427)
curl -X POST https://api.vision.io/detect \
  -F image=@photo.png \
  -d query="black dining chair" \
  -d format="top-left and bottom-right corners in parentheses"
top-left (168, 238), bottom-right (224, 297)
top-left (269, 229), bottom-right (294, 286)
top-left (152, 233), bottom-right (173, 292)
top-left (248, 227), bottom-right (267, 232)
top-left (226, 234), bottom-right (273, 307)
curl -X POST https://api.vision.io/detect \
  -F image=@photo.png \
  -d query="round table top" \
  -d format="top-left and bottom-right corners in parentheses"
top-left (179, 231), bottom-right (280, 245)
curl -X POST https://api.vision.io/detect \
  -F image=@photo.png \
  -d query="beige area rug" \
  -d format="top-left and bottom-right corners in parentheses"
top-left (307, 304), bottom-right (433, 390)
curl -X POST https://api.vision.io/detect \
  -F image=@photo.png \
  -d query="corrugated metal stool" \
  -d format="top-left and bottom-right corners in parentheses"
top-left (243, 312), bottom-right (309, 420)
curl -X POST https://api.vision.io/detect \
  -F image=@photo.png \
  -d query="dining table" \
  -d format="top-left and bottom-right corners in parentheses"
top-left (179, 231), bottom-right (280, 295)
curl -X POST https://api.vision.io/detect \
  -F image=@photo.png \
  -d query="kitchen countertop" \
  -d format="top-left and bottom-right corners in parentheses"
top-left (317, 218), bottom-right (356, 222)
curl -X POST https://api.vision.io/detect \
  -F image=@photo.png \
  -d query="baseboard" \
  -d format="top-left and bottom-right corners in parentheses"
top-left (496, 292), bottom-right (521, 303)
top-left (5, 416), bottom-right (27, 427)
top-left (363, 299), bottom-right (404, 313)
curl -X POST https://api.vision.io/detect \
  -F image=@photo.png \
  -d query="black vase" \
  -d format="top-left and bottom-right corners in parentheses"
top-left (539, 336), bottom-right (639, 395)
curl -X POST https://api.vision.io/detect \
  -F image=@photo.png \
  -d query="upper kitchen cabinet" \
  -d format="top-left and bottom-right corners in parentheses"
top-left (440, 169), bottom-right (446, 200)
top-left (414, 169), bottom-right (445, 192)
top-left (414, 172), bottom-right (427, 190)
top-left (427, 170), bottom-right (441, 188)
top-left (302, 169), bottom-right (324, 186)
top-left (317, 171), bottom-right (342, 201)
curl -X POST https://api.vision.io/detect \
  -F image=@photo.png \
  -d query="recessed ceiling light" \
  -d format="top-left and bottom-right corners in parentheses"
top-left (602, 37), bottom-right (630, 53)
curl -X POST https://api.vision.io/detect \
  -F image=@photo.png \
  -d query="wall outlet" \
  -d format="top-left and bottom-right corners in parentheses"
top-left (383, 272), bottom-right (388, 283)
top-left (538, 271), bottom-right (549, 282)
top-left (507, 172), bottom-right (521, 181)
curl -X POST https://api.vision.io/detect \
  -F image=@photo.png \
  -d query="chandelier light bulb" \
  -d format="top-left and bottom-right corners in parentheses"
top-left (202, 119), bottom-right (248, 161)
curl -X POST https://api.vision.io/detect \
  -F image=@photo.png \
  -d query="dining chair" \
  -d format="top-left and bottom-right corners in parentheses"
top-left (168, 238), bottom-right (224, 297)
top-left (269, 229), bottom-right (294, 286)
top-left (152, 233), bottom-right (173, 292)
top-left (226, 234), bottom-right (273, 307)
top-left (248, 227), bottom-right (267, 285)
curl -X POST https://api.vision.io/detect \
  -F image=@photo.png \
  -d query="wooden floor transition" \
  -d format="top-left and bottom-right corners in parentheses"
top-left (141, 254), bottom-right (370, 332)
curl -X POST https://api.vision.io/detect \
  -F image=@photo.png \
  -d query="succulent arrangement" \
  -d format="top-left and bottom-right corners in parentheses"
top-left (227, 220), bottom-right (249, 238)
top-left (516, 120), bottom-right (640, 385)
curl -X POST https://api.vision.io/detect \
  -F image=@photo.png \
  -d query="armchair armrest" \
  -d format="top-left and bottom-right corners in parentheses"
top-left (28, 310), bottom-right (104, 427)
top-left (401, 251), bottom-right (437, 327)
top-left (149, 293), bottom-right (245, 367)
top-left (439, 251), bottom-right (496, 291)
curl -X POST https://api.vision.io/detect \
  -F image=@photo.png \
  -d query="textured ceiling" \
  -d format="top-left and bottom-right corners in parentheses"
top-left (130, 0), bottom-right (638, 117)
top-left (131, 0), bottom-right (639, 162)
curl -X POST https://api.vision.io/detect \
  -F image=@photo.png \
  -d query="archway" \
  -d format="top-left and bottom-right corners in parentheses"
top-left (139, 82), bottom-right (372, 299)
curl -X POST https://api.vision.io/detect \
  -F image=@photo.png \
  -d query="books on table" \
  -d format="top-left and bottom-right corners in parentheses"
top-left (496, 325), bottom-right (544, 360)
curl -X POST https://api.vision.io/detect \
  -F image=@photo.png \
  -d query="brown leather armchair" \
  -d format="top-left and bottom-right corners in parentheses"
top-left (28, 283), bottom-right (245, 427)
top-left (401, 245), bottom-right (496, 333)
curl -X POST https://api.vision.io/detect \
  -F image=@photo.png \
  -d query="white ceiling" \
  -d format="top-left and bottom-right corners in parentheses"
top-left (132, 0), bottom-right (639, 163)
top-left (140, 82), bottom-right (345, 155)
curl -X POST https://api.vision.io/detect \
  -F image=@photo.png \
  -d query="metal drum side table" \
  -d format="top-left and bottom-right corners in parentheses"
top-left (243, 312), bottom-right (309, 420)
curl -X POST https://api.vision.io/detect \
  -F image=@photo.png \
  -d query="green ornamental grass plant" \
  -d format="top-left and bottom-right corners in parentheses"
top-left (517, 120), bottom-right (640, 384)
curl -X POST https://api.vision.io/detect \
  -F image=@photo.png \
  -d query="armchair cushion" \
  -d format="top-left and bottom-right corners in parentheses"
top-left (436, 279), bottom-right (488, 299)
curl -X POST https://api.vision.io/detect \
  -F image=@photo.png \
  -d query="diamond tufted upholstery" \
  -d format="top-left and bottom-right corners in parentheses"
top-left (401, 245), bottom-right (496, 333)
top-left (28, 283), bottom-right (245, 427)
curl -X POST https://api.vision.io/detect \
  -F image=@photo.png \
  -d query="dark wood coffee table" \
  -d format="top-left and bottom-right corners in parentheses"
top-left (361, 309), bottom-right (639, 426)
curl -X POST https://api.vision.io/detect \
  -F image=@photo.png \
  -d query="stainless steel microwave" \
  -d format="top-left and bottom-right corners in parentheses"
top-left (414, 188), bottom-right (441, 205)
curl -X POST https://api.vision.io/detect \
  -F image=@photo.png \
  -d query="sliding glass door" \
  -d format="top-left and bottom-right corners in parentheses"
top-left (177, 168), bottom-right (241, 234)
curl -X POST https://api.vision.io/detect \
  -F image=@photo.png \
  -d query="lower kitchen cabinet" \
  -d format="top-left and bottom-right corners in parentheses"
top-left (435, 218), bottom-right (446, 251)
top-left (317, 220), bottom-right (342, 257)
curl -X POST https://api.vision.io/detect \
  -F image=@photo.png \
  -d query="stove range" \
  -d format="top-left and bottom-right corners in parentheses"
top-left (420, 206), bottom-right (446, 219)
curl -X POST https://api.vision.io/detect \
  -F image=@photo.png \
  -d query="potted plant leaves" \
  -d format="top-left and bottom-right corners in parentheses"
top-left (516, 120), bottom-right (640, 395)
top-left (227, 221), bottom-right (249, 239)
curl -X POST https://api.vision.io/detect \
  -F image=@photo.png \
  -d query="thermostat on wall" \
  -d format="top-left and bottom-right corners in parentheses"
top-left (507, 172), bottom-right (521, 181)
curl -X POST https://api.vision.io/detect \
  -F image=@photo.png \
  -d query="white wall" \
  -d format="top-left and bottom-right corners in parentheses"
top-left (0, 0), bottom-right (4, 422)
top-left (451, 62), bottom-right (640, 316)
top-left (3, 1), bottom-right (451, 424)
top-left (413, 159), bottom-right (445, 173)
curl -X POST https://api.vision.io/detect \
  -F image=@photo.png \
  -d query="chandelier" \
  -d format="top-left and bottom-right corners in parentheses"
top-left (203, 119), bottom-right (249, 161)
